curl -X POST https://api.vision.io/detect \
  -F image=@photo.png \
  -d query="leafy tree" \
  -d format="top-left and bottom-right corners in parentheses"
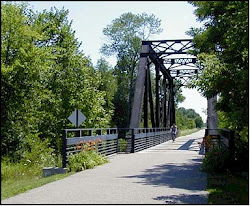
top-left (195, 116), bottom-right (204, 128)
top-left (187, 1), bottom-right (248, 137)
top-left (95, 58), bottom-right (117, 127)
top-left (187, 1), bottom-right (248, 171)
top-left (1, 2), bottom-right (113, 161)
top-left (101, 12), bottom-right (163, 127)
top-left (1, 2), bottom-right (51, 159)
top-left (176, 107), bottom-right (204, 130)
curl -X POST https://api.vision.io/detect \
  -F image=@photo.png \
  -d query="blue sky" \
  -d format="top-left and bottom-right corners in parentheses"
top-left (28, 1), bottom-right (207, 122)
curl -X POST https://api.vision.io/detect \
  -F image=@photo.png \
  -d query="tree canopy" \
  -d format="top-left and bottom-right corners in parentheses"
top-left (101, 12), bottom-right (163, 127)
top-left (187, 1), bottom-right (248, 136)
top-left (1, 2), bottom-right (112, 160)
top-left (187, 1), bottom-right (248, 171)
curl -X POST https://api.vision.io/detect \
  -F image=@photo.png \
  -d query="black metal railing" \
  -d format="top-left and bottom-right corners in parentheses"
top-left (204, 128), bottom-right (235, 159)
top-left (62, 127), bottom-right (171, 167)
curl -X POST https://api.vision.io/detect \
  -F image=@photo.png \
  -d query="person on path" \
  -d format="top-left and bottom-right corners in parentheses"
top-left (170, 123), bottom-right (178, 142)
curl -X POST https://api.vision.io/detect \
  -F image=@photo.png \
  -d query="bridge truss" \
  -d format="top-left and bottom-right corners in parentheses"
top-left (130, 39), bottom-right (202, 129)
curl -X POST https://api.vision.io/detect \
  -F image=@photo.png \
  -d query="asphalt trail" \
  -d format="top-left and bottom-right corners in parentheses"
top-left (2, 130), bottom-right (208, 204)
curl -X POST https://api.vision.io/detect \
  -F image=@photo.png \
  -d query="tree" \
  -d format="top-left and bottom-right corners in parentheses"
top-left (187, 1), bottom-right (248, 171)
top-left (1, 2), bottom-right (51, 159)
top-left (95, 58), bottom-right (117, 127)
top-left (187, 1), bottom-right (248, 137)
top-left (175, 107), bottom-right (204, 130)
top-left (101, 12), bottom-right (163, 127)
top-left (1, 2), bottom-right (113, 160)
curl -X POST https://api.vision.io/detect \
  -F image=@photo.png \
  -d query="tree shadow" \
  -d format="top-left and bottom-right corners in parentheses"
top-left (119, 159), bottom-right (207, 204)
top-left (153, 193), bottom-right (208, 204)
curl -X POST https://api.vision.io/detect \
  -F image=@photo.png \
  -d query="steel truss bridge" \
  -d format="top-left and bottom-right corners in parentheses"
top-left (130, 39), bottom-right (202, 129)
top-left (62, 39), bottom-right (220, 167)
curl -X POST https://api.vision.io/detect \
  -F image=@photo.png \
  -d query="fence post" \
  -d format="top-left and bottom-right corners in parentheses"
top-left (62, 129), bottom-right (67, 168)
top-left (131, 129), bottom-right (135, 153)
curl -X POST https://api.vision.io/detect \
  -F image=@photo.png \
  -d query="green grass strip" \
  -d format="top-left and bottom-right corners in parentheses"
top-left (178, 128), bottom-right (203, 137)
top-left (1, 172), bottom-right (73, 200)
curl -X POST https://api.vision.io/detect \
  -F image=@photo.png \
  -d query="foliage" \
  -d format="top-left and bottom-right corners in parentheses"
top-left (101, 12), bottom-right (163, 127)
top-left (202, 146), bottom-right (230, 174)
top-left (187, 1), bottom-right (248, 140)
top-left (187, 1), bottom-right (248, 173)
top-left (67, 151), bottom-right (109, 172)
top-left (118, 138), bottom-right (128, 152)
top-left (207, 173), bottom-right (249, 204)
top-left (176, 107), bottom-right (204, 130)
top-left (1, 158), bottom-right (41, 181)
top-left (95, 58), bottom-right (117, 126)
top-left (1, 2), bottom-right (113, 162)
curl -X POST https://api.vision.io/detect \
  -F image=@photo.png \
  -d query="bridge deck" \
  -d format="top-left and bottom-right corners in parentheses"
top-left (2, 130), bottom-right (208, 204)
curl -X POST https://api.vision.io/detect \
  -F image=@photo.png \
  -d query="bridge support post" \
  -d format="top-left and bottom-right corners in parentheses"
top-left (130, 43), bottom-right (149, 128)
top-left (131, 129), bottom-right (135, 153)
top-left (148, 69), bottom-right (155, 127)
top-left (169, 78), bottom-right (175, 126)
top-left (155, 63), bottom-right (160, 127)
top-left (143, 65), bottom-right (149, 128)
top-left (163, 75), bottom-right (167, 127)
top-left (62, 130), bottom-right (67, 168)
top-left (207, 96), bottom-right (218, 135)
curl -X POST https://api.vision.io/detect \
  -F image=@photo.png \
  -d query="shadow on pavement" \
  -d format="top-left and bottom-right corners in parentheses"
top-left (120, 159), bottom-right (207, 204)
top-left (153, 193), bottom-right (208, 204)
top-left (177, 139), bottom-right (195, 150)
top-left (120, 160), bottom-right (206, 191)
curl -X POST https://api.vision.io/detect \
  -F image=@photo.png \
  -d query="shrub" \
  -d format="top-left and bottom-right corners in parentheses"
top-left (202, 146), bottom-right (230, 174)
top-left (67, 151), bottom-right (109, 172)
top-left (20, 134), bottom-right (59, 168)
top-left (118, 138), bottom-right (127, 152)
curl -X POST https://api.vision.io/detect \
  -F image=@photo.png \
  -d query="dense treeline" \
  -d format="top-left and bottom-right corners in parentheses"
top-left (1, 2), bottom-right (203, 165)
top-left (1, 3), bottom-right (113, 162)
top-left (187, 1), bottom-right (248, 171)
top-left (176, 107), bottom-right (204, 130)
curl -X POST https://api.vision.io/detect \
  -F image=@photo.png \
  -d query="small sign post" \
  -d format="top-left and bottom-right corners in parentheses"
top-left (68, 109), bottom-right (86, 127)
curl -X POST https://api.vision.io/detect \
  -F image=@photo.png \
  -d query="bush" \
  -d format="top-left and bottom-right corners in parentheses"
top-left (202, 147), bottom-right (230, 174)
top-left (118, 138), bottom-right (127, 152)
top-left (20, 134), bottom-right (59, 168)
top-left (67, 151), bottom-right (109, 172)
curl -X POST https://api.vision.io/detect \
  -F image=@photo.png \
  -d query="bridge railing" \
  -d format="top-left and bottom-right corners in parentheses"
top-left (62, 127), bottom-right (171, 167)
top-left (204, 128), bottom-right (235, 160)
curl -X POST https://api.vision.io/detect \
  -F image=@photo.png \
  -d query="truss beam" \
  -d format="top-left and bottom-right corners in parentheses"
top-left (130, 39), bottom-right (201, 129)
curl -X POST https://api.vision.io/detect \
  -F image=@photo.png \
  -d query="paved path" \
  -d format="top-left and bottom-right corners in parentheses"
top-left (2, 130), bottom-right (208, 204)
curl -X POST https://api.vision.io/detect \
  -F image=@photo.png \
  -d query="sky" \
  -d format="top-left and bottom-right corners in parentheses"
top-left (28, 1), bottom-right (207, 122)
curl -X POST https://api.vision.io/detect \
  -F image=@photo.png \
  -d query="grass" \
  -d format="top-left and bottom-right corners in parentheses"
top-left (206, 173), bottom-right (249, 204)
top-left (1, 150), bottom-right (109, 200)
top-left (178, 128), bottom-right (203, 136)
top-left (1, 172), bottom-right (73, 200)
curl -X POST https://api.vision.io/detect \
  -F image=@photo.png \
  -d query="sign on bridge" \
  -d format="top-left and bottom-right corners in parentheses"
top-left (68, 109), bottom-right (86, 127)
